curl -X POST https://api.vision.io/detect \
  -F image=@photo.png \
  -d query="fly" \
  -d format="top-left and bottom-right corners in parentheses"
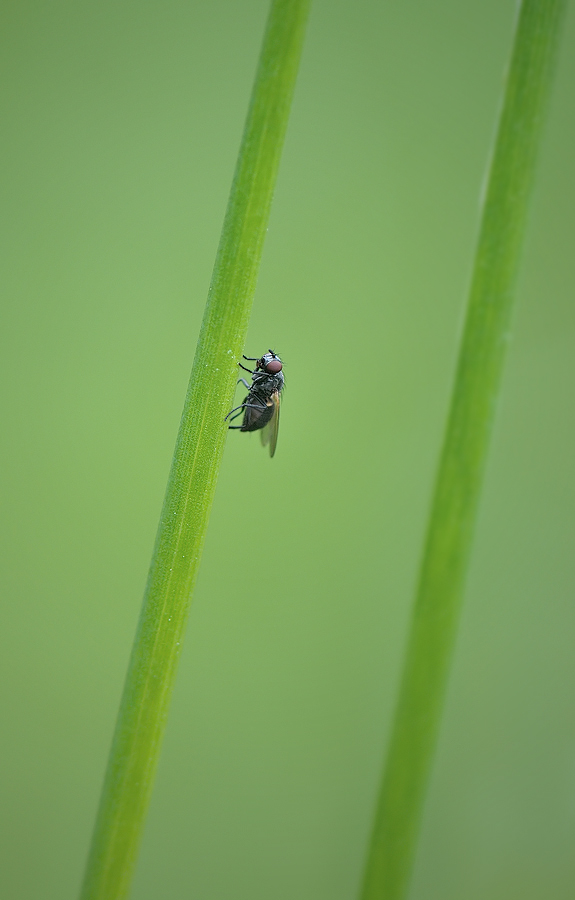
top-left (226, 349), bottom-right (284, 457)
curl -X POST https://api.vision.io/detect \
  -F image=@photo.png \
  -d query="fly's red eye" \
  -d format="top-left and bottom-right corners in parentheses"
top-left (265, 359), bottom-right (282, 374)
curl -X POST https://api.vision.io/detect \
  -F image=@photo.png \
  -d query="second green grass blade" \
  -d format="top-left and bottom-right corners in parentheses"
top-left (360, 1), bottom-right (567, 898)
top-left (79, 2), bottom-right (310, 899)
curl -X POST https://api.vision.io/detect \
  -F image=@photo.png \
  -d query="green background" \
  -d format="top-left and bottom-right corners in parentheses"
top-left (1, 1), bottom-right (574, 898)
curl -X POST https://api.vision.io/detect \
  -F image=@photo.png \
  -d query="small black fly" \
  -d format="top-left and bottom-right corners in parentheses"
top-left (226, 349), bottom-right (284, 457)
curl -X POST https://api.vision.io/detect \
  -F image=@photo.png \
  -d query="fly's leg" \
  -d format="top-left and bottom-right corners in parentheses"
top-left (228, 398), bottom-right (269, 429)
top-left (225, 403), bottom-right (247, 421)
top-left (226, 397), bottom-right (268, 423)
top-left (225, 377), bottom-right (254, 421)
top-left (242, 400), bottom-right (268, 411)
top-left (227, 396), bottom-right (267, 417)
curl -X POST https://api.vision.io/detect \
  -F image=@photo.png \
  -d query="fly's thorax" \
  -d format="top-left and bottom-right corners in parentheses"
top-left (251, 371), bottom-right (284, 397)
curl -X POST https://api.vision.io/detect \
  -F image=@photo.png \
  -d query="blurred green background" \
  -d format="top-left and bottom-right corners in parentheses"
top-left (1, 1), bottom-right (574, 898)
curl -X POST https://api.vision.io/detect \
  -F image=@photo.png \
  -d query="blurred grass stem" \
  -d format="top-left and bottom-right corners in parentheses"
top-left (79, 2), bottom-right (310, 898)
top-left (360, 1), bottom-right (566, 898)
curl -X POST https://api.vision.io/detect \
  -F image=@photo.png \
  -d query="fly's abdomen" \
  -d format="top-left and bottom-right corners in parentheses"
top-left (241, 397), bottom-right (274, 432)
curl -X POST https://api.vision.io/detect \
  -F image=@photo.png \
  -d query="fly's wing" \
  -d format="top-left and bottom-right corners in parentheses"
top-left (260, 391), bottom-right (280, 457)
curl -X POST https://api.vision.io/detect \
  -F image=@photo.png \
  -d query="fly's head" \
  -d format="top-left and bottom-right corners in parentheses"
top-left (257, 350), bottom-right (283, 375)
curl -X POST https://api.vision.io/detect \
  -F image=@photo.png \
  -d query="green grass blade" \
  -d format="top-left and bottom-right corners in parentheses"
top-left (79, 2), bottom-right (310, 898)
top-left (360, 2), bottom-right (567, 898)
